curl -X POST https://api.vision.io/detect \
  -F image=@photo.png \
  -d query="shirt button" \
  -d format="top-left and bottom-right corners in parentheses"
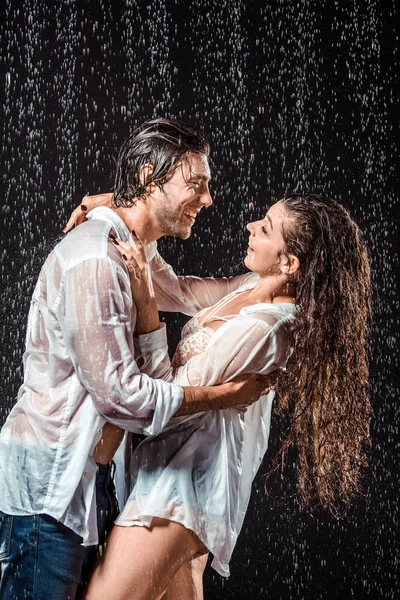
top-left (84, 472), bottom-right (91, 479)
top-left (144, 336), bottom-right (149, 341)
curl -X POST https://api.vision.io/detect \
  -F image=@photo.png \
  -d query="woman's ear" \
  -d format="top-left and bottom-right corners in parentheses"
top-left (139, 164), bottom-right (156, 193)
top-left (281, 254), bottom-right (300, 276)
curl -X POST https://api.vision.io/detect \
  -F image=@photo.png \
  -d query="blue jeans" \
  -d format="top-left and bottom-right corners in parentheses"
top-left (0, 462), bottom-right (119, 600)
top-left (0, 512), bottom-right (86, 600)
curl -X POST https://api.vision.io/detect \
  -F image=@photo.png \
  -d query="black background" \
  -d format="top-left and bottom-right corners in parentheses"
top-left (1, 1), bottom-right (398, 598)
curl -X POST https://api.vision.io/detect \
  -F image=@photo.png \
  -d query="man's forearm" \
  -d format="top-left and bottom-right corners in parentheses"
top-left (177, 375), bottom-right (267, 416)
top-left (177, 383), bottom-right (244, 416)
top-left (176, 386), bottom-right (225, 416)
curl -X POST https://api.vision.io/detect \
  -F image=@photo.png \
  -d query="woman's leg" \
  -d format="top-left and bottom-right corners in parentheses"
top-left (161, 554), bottom-right (208, 600)
top-left (191, 554), bottom-right (208, 600)
top-left (85, 518), bottom-right (207, 600)
top-left (160, 561), bottom-right (196, 600)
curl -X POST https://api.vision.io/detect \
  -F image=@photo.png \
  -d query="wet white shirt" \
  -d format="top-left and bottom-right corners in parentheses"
top-left (0, 208), bottom-right (185, 545)
top-left (117, 273), bottom-right (296, 576)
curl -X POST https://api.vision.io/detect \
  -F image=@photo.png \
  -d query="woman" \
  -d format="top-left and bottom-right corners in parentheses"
top-left (81, 194), bottom-right (371, 599)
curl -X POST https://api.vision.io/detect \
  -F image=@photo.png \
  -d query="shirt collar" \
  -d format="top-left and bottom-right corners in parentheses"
top-left (87, 206), bottom-right (158, 261)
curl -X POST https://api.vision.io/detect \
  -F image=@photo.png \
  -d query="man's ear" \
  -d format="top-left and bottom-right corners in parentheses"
top-left (139, 164), bottom-right (156, 193)
top-left (281, 254), bottom-right (300, 276)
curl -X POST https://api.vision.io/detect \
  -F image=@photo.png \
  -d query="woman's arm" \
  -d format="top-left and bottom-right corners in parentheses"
top-left (62, 194), bottom-right (258, 315)
top-left (109, 231), bottom-right (160, 335)
top-left (62, 193), bottom-right (113, 232)
top-left (149, 252), bottom-right (258, 316)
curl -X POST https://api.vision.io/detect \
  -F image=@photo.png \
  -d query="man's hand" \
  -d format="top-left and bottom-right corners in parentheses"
top-left (62, 192), bottom-right (113, 232)
top-left (219, 373), bottom-right (271, 410)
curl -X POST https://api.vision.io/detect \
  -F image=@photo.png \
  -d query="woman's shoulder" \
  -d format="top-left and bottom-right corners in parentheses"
top-left (236, 271), bottom-right (259, 290)
top-left (236, 303), bottom-right (296, 332)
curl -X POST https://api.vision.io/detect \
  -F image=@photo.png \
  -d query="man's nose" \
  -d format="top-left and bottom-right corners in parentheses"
top-left (200, 186), bottom-right (213, 208)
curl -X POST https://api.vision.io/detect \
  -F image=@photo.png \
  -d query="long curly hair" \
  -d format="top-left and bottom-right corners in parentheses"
top-left (273, 194), bottom-right (372, 516)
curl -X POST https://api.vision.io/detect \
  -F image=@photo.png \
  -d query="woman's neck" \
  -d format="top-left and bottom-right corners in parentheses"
top-left (247, 276), bottom-right (296, 305)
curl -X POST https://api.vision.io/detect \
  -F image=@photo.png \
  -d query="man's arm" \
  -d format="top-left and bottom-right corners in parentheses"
top-left (58, 256), bottom-right (182, 435)
top-left (58, 256), bottom-right (264, 436)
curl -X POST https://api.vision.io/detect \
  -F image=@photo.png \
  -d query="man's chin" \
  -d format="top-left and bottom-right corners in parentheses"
top-left (175, 225), bottom-right (193, 240)
top-left (162, 228), bottom-right (192, 240)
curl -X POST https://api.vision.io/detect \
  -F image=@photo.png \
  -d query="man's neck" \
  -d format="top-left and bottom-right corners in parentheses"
top-left (112, 203), bottom-right (162, 246)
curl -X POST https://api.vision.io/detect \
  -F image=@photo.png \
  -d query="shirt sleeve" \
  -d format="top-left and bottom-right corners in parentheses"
top-left (56, 256), bottom-right (183, 436)
top-left (150, 251), bottom-right (259, 316)
top-left (135, 311), bottom-right (292, 386)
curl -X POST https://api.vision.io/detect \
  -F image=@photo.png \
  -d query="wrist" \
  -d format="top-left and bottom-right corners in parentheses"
top-left (177, 385), bottom-right (230, 416)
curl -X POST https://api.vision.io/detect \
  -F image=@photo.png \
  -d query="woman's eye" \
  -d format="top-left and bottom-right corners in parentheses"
top-left (261, 225), bottom-right (268, 235)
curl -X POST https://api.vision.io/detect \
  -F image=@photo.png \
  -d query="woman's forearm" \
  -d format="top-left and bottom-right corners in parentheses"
top-left (92, 423), bottom-right (125, 464)
top-left (135, 296), bottom-right (161, 334)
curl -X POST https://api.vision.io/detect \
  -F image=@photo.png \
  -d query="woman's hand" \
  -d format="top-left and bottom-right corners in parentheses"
top-left (110, 231), bottom-right (161, 335)
top-left (63, 193), bottom-right (113, 232)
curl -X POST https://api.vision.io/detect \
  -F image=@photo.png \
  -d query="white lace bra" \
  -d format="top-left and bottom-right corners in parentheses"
top-left (171, 291), bottom-right (245, 368)
top-left (171, 310), bottom-right (215, 368)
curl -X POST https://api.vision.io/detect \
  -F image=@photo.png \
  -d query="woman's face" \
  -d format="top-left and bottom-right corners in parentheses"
top-left (244, 201), bottom-right (288, 275)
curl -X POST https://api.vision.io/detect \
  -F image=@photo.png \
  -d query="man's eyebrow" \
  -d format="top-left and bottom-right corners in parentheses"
top-left (189, 173), bottom-right (210, 181)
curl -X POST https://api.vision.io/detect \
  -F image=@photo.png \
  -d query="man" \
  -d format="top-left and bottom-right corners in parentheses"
top-left (0, 119), bottom-right (264, 599)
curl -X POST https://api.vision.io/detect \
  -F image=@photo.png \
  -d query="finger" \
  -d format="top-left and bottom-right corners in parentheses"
top-left (109, 235), bottom-right (144, 269)
top-left (62, 204), bottom-right (87, 233)
top-left (110, 236), bottom-right (144, 263)
top-left (109, 235), bottom-right (131, 256)
top-left (63, 210), bottom-right (78, 233)
top-left (109, 236), bottom-right (132, 251)
top-left (130, 229), bottom-right (147, 261)
top-left (113, 237), bottom-right (146, 269)
top-left (117, 249), bottom-right (140, 273)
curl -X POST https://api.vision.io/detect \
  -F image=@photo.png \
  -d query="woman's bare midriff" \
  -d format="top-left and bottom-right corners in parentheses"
top-left (92, 423), bottom-right (125, 465)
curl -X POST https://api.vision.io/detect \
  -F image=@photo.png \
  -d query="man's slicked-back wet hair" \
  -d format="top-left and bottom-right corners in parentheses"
top-left (113, 118), bottom-right (210, 207)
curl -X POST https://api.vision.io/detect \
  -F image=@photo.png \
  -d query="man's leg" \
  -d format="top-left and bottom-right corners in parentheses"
top-left (78, 461), bottom-right (120, 596)
top-left (0, 511), bottom-right (86, 600)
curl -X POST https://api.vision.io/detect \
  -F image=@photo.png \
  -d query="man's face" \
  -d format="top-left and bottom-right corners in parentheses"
top-left (152, 152), bottom-right (212, 239)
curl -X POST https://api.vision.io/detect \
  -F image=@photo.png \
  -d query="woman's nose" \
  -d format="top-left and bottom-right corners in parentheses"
top-left (247, 221), bottom-right (255, 234)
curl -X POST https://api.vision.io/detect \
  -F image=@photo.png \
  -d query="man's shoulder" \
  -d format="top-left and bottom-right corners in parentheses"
top-left (54, 219), bottom-right (111, 271)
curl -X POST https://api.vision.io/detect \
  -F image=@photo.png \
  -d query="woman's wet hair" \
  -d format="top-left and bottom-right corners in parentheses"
top-left (113, 118), bottom-right (210, 207)
top-left (272, 194), bottom-right (372, 516)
